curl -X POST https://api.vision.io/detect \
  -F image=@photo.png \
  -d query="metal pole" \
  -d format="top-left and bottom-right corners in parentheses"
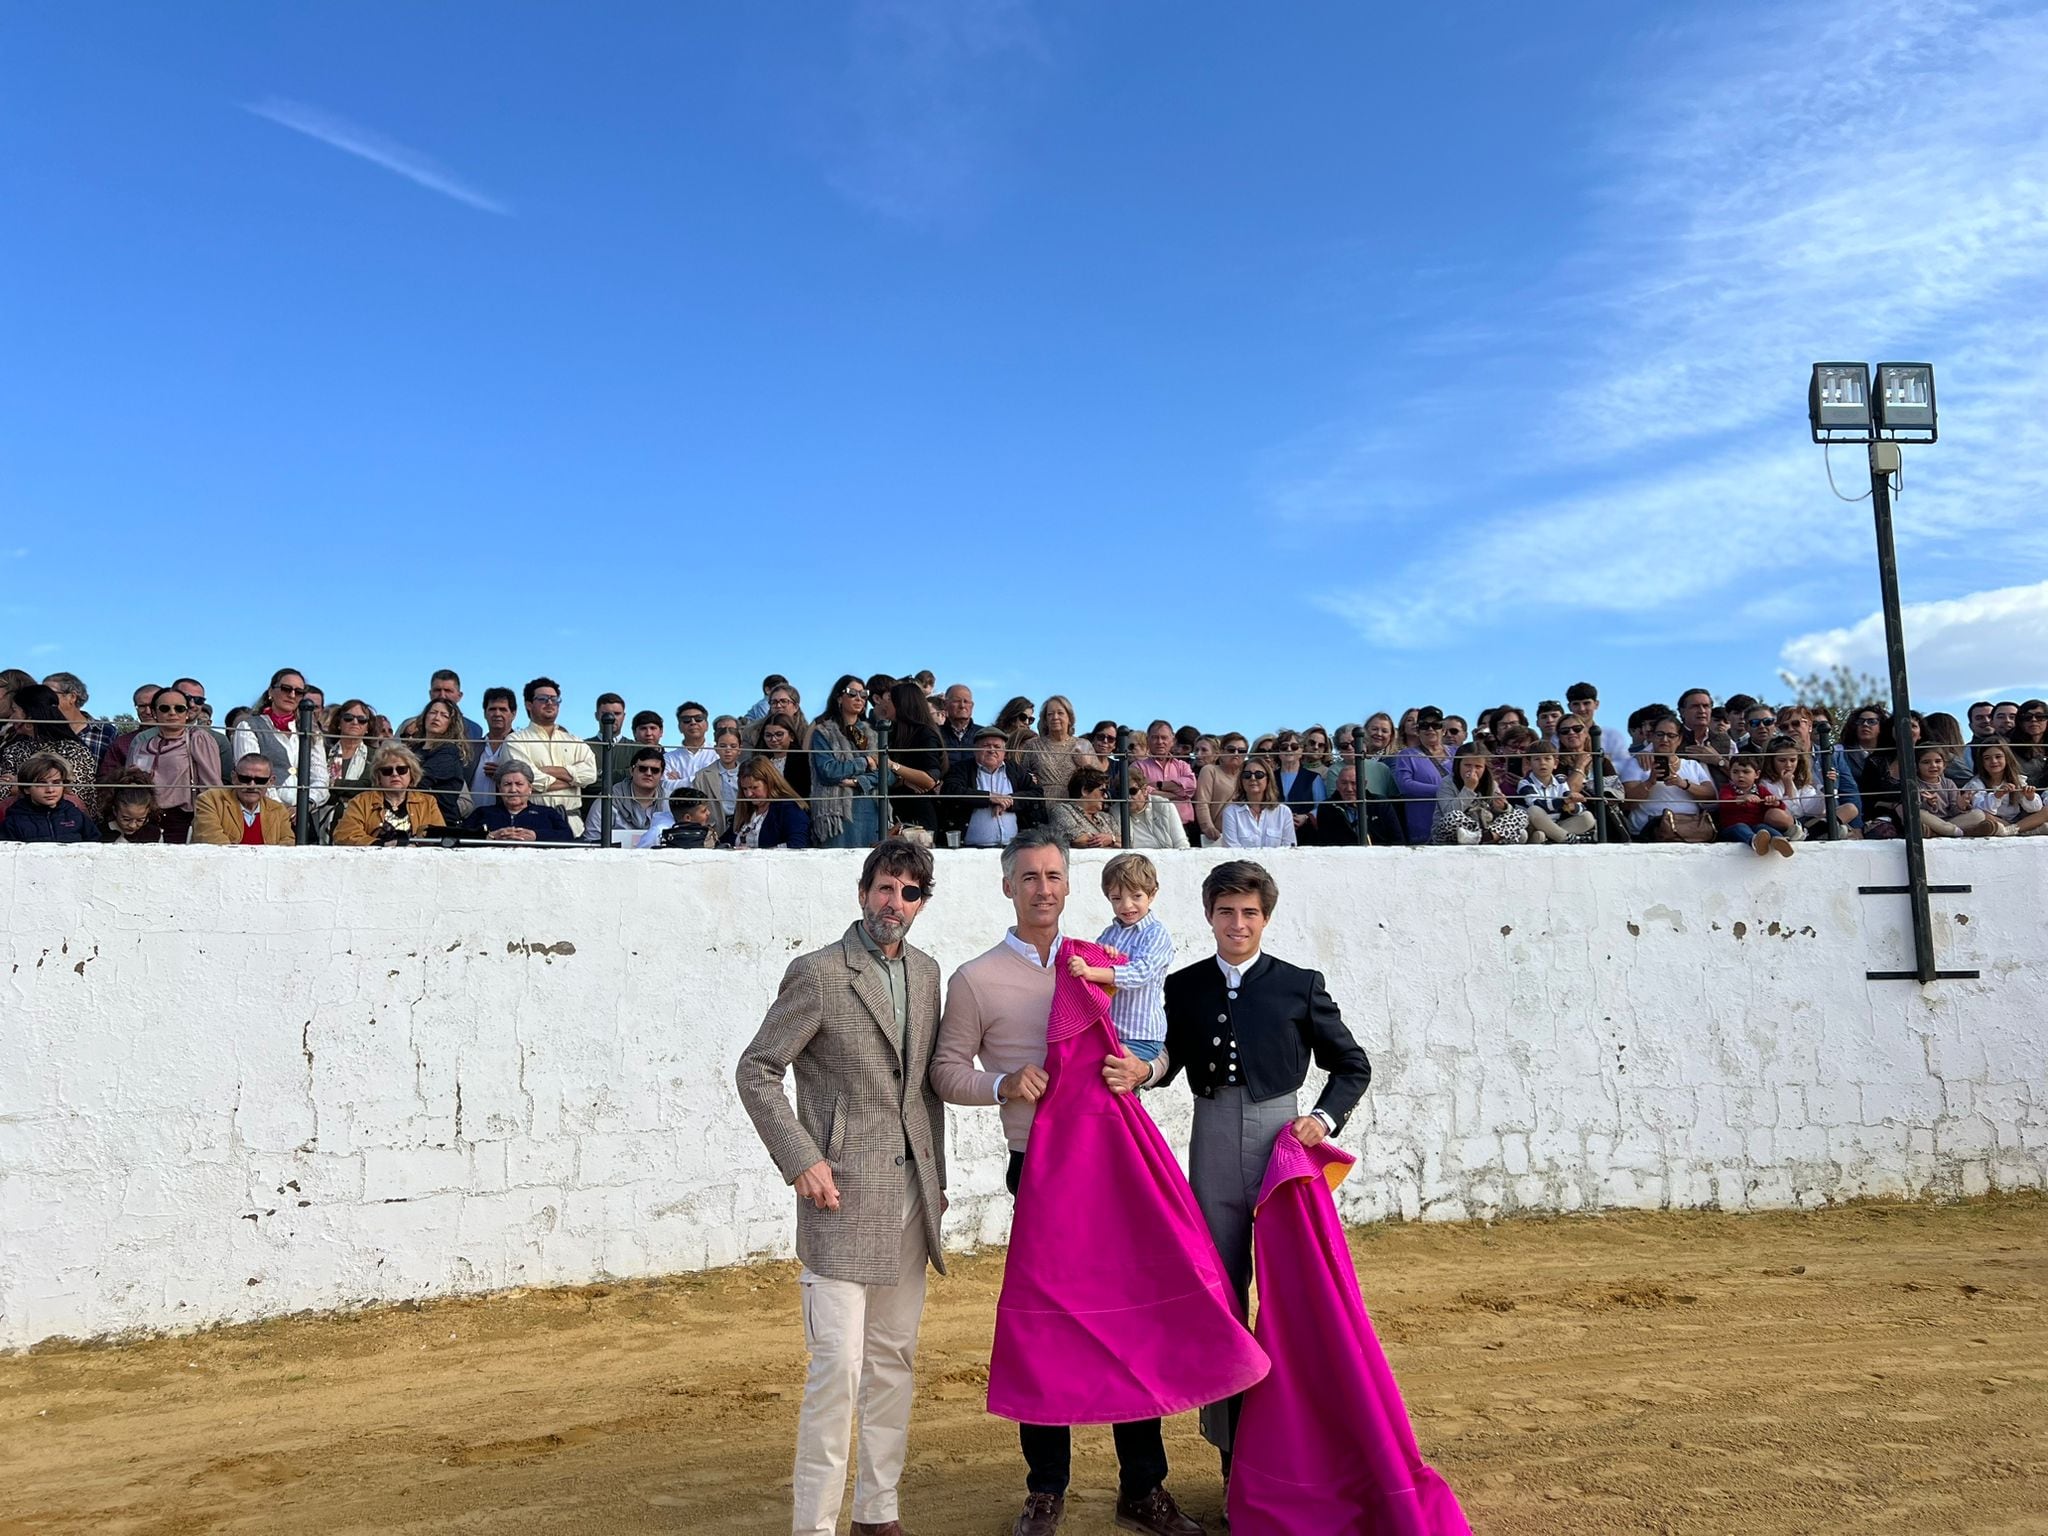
top-left (877, 720), bottom-right (894, 836)
top-left (1590, 749), bottom-right (1607, 843)
top-left (294, 698), bottom-right (316, 845)
top-left (1870, 446), bottom-right (1937, 984)
top-left (1815, 720), bottom-right (1843, 842)
top-left (597, 724), bottom-right (617, 849)
top-left (1115, 734), bottom-right (1133, 848)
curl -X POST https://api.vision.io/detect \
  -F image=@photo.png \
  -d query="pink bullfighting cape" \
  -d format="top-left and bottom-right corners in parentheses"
top-left (987, 936), bottom-right (1269, 1425)
top-left (1227, 1128), bottom-right (1470, 1536)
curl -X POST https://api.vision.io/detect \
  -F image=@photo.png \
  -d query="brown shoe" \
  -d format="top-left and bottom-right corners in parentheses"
top-left (852, 1524), bottom-right (904, 1536)
top-left (1115, 1484), bottom-right (1205, 1535)
top-left (1013, 1491), bottom-right (1065, 1535)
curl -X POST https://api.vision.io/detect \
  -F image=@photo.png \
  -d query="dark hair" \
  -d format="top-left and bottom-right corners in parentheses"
top-left (666, 785), bottom-right (711, 817)
top-left (595, 692), bottom-right (625, 711)
top-left (630, 746), bottom-right (664, 768)
top-left (631, 709), bottom-right (663, 732)
top-left (828, 674), bottom-right (866, 712)
top-left (860, 836), bottom-right (935, 898)
top-left (676, 700), bottom-right (708, 720)
top-left (995, 696), bottom-right (1036, 735)
top-left (1678, 687), bottom-right (1713, 710)
top-left (431, 668), bottom-right (462, 688)
top-left (866, 674), bottom-right (898, 703)
top-left (482, 686), bottom-right (517, 713)
top-left (1536, 699), bottom-right (1563, 717)
top-left (762, 673), bottom-right (789, 693)
top-left (150, 686), bottom-right (190, 711)
top-left (1202, 859), bottom-right (1279, 918)
top-left (523, 677), bottom-right (561, 704)
top-left (1067, 765), bottom-right (1109, 800)
top-left (1565, 681), bottom-right (1598, 705)
top-left (889, 680), bottom-right (936, 733)
top-left (10, 685), bottom-right (75, 742)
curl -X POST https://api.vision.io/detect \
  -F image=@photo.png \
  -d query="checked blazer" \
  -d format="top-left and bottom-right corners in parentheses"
top-left (736, 922), bottom-right (948, 1286)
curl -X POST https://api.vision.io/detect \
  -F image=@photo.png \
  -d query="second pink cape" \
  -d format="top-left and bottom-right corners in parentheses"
top-left (987, 937), bottom-right (1270, 1425)
top-left (1227, 1129), bottom-right (1472, 1535)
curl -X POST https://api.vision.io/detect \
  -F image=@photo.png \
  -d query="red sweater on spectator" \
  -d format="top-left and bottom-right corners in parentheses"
top-left (1716, 783), bottom-right (1785, 829)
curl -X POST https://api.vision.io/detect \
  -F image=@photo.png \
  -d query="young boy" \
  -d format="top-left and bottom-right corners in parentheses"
top-left (1066, 852), bottom-right (1175, 1061)
top-left (1717, 754), bottom-right (1796, 857)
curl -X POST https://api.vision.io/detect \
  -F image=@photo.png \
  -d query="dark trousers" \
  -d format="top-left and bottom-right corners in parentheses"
top-left (1006, 1150), bottom-right (1170, 1500)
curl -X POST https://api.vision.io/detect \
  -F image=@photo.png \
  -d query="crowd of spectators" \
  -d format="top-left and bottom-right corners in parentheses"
top-left (3, 664), bottom-right (2045, 851)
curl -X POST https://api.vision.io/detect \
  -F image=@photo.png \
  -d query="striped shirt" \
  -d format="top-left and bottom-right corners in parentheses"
top-left (1095, 912), bottom-right (1174, 1045)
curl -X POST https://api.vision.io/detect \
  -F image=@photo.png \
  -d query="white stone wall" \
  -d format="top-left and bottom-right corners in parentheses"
top-left (3, 842), bottom-right (2043, 1349)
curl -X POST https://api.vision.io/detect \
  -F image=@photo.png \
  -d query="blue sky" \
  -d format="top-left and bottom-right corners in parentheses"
top-left (5, 0), bottom-right (2046, 732)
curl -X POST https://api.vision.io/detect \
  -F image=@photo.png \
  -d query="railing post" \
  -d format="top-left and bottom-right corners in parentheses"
top-left (1348, 741), bottom-right (1365, 846)
top-left (877, 720), bottom-right (894, 836)
top-left (1816, 721), bottom-right (1843, 842)
top-left (294, 697), bottom-right (316, 845)
top-left (597, 724), bottom-right (617, 848)
top-left (1115, 734), bottom-right (1133, 848)
top-left (1590, 750), bottom-right (1608, 844)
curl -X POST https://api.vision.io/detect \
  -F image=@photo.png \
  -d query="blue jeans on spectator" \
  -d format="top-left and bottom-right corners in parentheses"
top-left (823, 793), bottom-right (881, 849)
top-left (1720, 821), bottom-right (1774, 844)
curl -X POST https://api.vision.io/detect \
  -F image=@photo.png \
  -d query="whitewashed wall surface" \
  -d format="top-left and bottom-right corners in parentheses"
top-left (3, 842), bottom-right (2043, 1349)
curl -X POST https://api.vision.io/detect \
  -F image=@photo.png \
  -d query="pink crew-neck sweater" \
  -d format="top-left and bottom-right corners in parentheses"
top-left (931, 938), bottom-right (1060, 1152)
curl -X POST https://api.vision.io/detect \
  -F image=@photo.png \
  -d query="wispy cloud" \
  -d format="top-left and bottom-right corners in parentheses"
top-left (245, 97), bottom-right (510, 215)
top-left (826, 0), bottom-right (1050, 226)
top-left (1298, 0), bottom-right (2048, 648)
top-left (28, 642), bottom-right (60, 658)
top-left (1781, 579), bottom-right (2048, 704)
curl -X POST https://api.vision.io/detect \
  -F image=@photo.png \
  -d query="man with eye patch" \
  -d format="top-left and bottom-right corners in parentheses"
top-left (738, 838), bottom-right (947, 1536)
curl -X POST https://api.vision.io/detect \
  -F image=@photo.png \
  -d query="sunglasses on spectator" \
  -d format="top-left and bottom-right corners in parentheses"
top-left (2023, 710), bottom-right (2047, 722)
top-left (376, 766), bottom-right (411, 779)
top-left (1746, 715), bottom-right (1774, 728)
top-left (1241, 769), bottom-right (1270, 780)
top-left (1557, 723), bottom-right (1586, 734)
top-left (842, 688), bottom-right (868, 700)
top-left (275, 684), bottom-right (306, 697)
top-left (235, 773), bottom-right (272, 785)
top-left (339, 713), bottom-right (370, 725)
top-left (156, 702), bottom-right (190, 715)
top-left (632, 764), bottom-right (662, 775)
top-left (679, 713), bottom-right (706, 723)
top-left (531, 694), bottom-right (561, 704)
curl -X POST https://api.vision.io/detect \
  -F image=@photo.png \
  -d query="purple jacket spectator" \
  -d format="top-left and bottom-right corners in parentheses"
top-left (1389, 746), bottom-right (1447, 845)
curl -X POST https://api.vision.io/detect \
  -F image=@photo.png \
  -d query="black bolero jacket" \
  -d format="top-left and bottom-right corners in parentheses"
top-left (1160, 954), bottom-right (1372, 1132)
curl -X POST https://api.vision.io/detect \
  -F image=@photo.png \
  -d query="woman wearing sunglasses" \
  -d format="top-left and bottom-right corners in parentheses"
top-left (333, 743), bottom-right (446, 846)
top-left (130, 686), bottom-right (222, 843)
top-left (229, 668), bottom-right (330, 816)
top-left (1220, 757), bottom-right (1297, 847)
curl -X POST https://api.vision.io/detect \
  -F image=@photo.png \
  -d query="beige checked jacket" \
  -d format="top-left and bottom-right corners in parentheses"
top-left (736, 922), bottom-right (948, 1286)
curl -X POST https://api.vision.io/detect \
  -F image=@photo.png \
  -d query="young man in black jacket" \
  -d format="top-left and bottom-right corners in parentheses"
top-left (1159, 859), bottom-right (1372, 1475)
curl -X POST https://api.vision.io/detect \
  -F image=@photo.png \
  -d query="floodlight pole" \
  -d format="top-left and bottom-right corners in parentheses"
top-left (1865, 442), bottom-right (1938, 984)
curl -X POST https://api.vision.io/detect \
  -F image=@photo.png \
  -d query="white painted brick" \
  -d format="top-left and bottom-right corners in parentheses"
top-left (363, 1145), bottom-right (467, 1203)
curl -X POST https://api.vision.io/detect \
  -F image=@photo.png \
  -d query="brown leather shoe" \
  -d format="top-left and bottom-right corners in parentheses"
top-left (851, 1524), bottom-right (904, 1536)
top-left (1115, 1484), bottom-right (1205, 1535)
top-left (1013, 1491), bottom-right (1065, 1535)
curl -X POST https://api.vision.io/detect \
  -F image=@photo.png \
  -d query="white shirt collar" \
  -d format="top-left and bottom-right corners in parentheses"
top-left (1004, 928), bottom-right (1060, 969)
top-left (1216, 951), bottom-right (1261, 989)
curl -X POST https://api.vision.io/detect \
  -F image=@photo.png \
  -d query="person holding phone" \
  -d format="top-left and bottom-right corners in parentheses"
top-left (1620, 711), bottom-right (1717, 841)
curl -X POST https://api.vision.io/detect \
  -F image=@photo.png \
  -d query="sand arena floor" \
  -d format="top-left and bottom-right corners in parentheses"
top-left (3, 1197), bottom-right (2044, 1535)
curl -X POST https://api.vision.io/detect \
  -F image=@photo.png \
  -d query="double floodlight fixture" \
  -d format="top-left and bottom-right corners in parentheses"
top-left (1810, 361), bottom-right (1937, 443)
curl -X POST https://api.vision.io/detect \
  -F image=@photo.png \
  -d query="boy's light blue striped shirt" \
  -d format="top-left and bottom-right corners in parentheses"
top-left (1095, 912), bottom-right (1173, 1044)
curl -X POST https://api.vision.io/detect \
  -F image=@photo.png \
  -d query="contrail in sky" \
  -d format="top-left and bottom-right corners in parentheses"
top-left (245, 96), bottom-right (510, 215)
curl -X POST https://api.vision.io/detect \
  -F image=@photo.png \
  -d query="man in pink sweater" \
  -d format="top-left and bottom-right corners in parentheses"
top-left (930, 829), bottom-right (1200, 1536)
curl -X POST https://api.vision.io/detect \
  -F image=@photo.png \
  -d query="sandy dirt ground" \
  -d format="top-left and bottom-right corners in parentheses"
top-left (3, 1197), bottom-right (2044, 1536)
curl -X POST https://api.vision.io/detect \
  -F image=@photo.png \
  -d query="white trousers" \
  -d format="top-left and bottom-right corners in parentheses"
top-left (791, 1184), bottom-right (929, 1536)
